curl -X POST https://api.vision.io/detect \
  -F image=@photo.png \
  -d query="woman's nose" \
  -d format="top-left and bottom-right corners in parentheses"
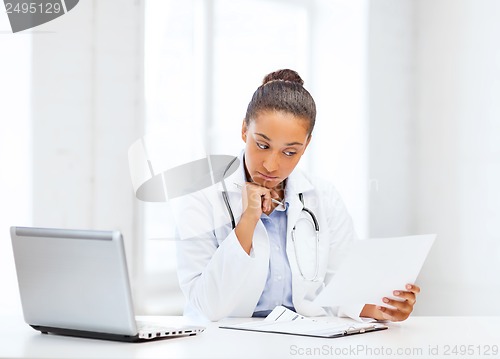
top-left (263, 153), bottom-right (279, 172)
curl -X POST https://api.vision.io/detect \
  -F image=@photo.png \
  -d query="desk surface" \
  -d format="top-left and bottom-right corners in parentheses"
top-left (1, 315), bottom-right (499, 359)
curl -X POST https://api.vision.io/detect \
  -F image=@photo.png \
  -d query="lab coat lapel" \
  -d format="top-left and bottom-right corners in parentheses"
top-left (284, 169), bottom-right (314, 276)
top-left (222, 151), bottom-right (246, 193)
top-left (219, 151), bottom-right (246, 223)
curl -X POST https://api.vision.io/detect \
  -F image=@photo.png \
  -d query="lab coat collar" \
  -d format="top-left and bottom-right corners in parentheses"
top-left (221, 151), bottom-right (247, 193)
top-left (283, 166), bottom-right (315, 199)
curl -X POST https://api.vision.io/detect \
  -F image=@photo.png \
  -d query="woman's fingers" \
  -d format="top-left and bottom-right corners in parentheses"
top-left (376, 283), bottom-right (421, 322)
top-left (382, 297), bottom-right (412, 312)
top-left (406, 283), bottom-right (420, 294)
top-left (243, 182), bottom-right (273, 214)
top-left (260, 190), bottom-right (272, 212)
top-left (376, 305), bottom-right (407, 321)
top-left (393, 289), bottom-right (416, 305)
top-left (270, 188), bottom-right (282, 203)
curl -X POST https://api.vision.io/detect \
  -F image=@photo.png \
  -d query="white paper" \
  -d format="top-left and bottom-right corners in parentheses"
top-left (314, 234), bottom-right (436, 307)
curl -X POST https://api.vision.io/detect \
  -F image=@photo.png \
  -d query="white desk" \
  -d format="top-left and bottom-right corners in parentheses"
top-left (0, 315), bottom-right (498, 359)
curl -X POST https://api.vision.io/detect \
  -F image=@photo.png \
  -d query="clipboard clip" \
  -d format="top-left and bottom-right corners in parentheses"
top-left (344, 324), bottom-right (379, 335)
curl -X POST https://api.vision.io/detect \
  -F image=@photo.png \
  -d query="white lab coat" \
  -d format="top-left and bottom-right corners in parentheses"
top-left (172, 151), bottom-right (363, 321)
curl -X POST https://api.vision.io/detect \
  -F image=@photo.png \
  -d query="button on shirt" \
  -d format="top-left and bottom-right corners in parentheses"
top-left (253, 202), bottom-right (294, 317)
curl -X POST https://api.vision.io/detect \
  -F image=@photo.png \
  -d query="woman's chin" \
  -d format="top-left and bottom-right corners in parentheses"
top-left (263, 179), bottom-right (282, 189)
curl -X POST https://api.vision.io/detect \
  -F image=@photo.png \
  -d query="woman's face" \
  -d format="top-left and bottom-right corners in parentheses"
top-left (241, 110), bottom-right (311, 189)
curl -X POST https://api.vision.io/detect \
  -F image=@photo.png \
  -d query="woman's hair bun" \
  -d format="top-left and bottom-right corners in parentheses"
top-left (247, 68), bottom-right (316, 135)
top-left (262, 69), bottom-right (304, 86)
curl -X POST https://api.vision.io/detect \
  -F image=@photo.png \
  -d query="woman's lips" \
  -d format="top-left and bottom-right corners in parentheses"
top-left (256, 172), bottom-right (279, 181)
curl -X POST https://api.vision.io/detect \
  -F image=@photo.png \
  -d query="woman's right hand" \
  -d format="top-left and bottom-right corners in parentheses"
top-left (241, 182), bottom-right (274, 220)
top-left (235, 182), bottom-right (278, 255)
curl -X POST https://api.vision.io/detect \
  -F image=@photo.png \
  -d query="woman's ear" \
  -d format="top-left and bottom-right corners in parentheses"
top-left (241, 119), bottom-right (248, 142)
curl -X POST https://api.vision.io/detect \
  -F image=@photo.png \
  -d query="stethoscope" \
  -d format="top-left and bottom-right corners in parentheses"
top-left (220, 156), bottom-right (321, 281)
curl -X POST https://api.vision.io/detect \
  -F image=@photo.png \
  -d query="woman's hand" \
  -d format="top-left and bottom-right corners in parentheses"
top-left (240, 182), bottom-right (279, 219)
top-left (360, 284), bottom-right (420, 322)
top-left (235, 182), bottom-right (279, 254)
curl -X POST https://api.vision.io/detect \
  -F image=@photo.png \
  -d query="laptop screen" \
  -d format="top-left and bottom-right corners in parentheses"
top-left (11, 227), bottom-right (138, 336)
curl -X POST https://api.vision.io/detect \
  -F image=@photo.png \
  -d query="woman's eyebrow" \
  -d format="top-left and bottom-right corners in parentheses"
top-left (255, 132), bottom-right (303, 146)
top-left (285, 141), bottom-right (304, 146)
top-left (255, 132), bottom-right (272, 141)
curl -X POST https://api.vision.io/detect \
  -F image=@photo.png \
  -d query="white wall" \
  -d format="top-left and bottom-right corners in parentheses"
top-left (309, 0), bottom-right (370, 239)
top-left (0, 12), bottom-right (32, 316)
top-left (368, 0), bottom-right (500, 315)
top-left (29, 0), bottom-right (146, 310)
top-left (368, 0), bottom-right (416, 238)
top-left (413, 0), bottom-right (500, 315)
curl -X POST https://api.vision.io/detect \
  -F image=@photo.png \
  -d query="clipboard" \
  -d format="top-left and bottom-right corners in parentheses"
top-left (219, 306), bottom-right (388, 338)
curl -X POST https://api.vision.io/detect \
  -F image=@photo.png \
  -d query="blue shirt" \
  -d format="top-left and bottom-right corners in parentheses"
top-left (253, 202), bottom-right (295, 317)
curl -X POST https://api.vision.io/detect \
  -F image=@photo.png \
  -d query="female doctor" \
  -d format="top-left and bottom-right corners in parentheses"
top-left (173, 69), bottom-right (420, 322)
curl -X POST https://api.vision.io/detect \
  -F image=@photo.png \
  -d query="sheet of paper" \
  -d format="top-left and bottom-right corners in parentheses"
top-left (314, 234), bottom-right (436, 308)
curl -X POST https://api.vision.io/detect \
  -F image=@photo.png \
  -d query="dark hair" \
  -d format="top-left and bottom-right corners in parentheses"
top-left (245, 69), bottom-right (316, 136)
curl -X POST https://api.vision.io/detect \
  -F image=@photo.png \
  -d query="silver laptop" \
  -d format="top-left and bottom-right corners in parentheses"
top-left (10, 226), bottom-right (205, 342)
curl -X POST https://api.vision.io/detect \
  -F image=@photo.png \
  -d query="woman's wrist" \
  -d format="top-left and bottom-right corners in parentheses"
top-left (360, 304), bottom-right (384, 320)
top-left (241, 208), bottom-right (261, 224)
top-left (234, 211), bottom-right (260, 254)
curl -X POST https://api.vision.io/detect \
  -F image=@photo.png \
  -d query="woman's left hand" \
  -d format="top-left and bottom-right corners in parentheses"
top-left (360, 284), bottom-right (420, 322)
